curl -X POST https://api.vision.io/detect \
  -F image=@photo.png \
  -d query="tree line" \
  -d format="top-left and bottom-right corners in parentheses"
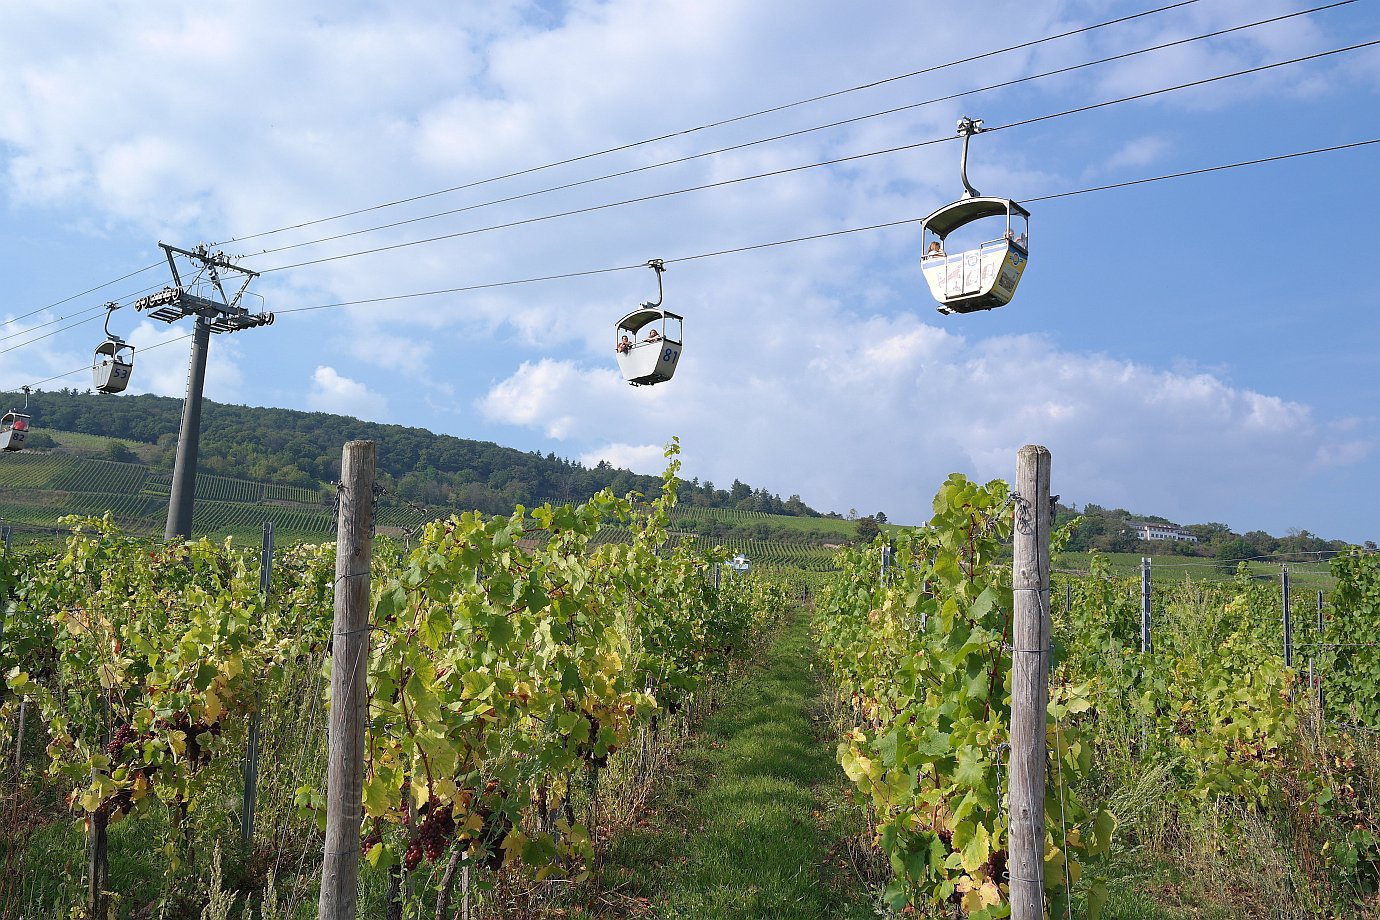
top-left (20, 389), bottom-right (822, 519)
top-left (1057, 501), bottom-right (1372, 564)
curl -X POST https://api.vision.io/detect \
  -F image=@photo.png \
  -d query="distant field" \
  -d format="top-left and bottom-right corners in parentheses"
top-left (1055, 550), bottom-right (1336, 592)
top-left (669, 505), bottom-right (857, 538)
top-left (0, 444), bottom-right (852, 570)
top-left (46, 429), bottom-right (147, 452)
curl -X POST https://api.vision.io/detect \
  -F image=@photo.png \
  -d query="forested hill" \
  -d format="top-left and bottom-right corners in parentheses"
top-left (17, 389), bottom-right (822, 518)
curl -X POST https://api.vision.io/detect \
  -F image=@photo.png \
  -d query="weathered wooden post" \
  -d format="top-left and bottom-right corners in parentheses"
top-left (319, 441), bottom-right (375, 920)
top-left (1010, 445), bottom-right (1051, 920)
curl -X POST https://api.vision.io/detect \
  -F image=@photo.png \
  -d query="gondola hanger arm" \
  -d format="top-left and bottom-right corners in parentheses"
top-left (102, 302), bottom-right (123, 342)
top-left (643, 259), bottom-right (666, 308)
top-left (957, 116), bottom-right (987, 199)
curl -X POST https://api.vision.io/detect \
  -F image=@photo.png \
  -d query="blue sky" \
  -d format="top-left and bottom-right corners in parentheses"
top-left (1, 0), bottom-right (1377, 542)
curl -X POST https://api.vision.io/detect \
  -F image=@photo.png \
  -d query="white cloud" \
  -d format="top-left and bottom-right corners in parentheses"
top-left (307, 365), bottom-right (388, 420)
top-left (478, 357), bottom-right (639, 439)
top-left (578, 442), bottom-right (667, 474)
top-left (479, 310), bottom-right (1355, 529)
top-left (1313, 440), bottom-right (1372, 470)
top-left (1092, 135), bottom-right (1172, 177)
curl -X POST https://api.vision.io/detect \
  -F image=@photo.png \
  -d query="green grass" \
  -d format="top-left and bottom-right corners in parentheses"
top-left (591, 611), bottom-right (875, 919)
top-left (45, 429), bottom-right (149, 454)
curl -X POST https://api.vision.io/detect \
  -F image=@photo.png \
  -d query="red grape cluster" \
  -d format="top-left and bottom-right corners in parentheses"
top-left (404, 798), bottom-right (456, 871)
top-left (106, 723), bottom-right (137, 756)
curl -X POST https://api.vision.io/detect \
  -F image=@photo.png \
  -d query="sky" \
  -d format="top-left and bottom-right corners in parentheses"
top-left (1, 0), bottom-right (1378, 542)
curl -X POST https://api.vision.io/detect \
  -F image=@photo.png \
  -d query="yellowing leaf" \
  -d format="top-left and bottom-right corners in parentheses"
top-left (168, 730), bottom-right (187, 759)
top-left (223, 654), bottom-right (244, 681)
top-left (80, 787), bottom-right (104, 813)
top-left (1087, 880), bottom-right (1110, 920)
top-left (960, 822), bottom-right (991, 872)
top-left (362, 775), bottom-right (393, 818)
top-left (501, 829), bottom-right (529, 866)
top-left (203, 687), bottom-right (224, 722)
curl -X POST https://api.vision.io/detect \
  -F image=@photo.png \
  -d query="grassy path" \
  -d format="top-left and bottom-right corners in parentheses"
top-left (594, 609), bottom-right (874, 919)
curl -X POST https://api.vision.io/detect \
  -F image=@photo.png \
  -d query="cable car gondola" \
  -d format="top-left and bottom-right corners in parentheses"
top-left (93, 303), bottom-right (134, 394)
top-left (615, 259), bottom-right (683, 386)
top-left (1, 387), bottom-right (32, 452)
top-left (920, 117), bottom-right (1029, 315)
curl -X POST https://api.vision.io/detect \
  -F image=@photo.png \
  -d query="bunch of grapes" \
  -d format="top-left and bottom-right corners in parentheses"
top-left (106, 723), bottom-right (137, 756)
top-left (404, 799), bottom-right (456, 871)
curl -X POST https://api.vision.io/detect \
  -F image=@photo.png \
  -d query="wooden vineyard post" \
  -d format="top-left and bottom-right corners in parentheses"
top-left (319, 441), bottom-right (375, 920)
top-left (1010, 445), bottom-right (1051, 920)
top-left (88, 805), bottom-right (109, 919)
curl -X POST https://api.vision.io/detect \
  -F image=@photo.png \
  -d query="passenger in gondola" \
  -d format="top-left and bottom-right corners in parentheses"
top-left (616, 335), bottom-right (632, 354)
top-left (926, 241), bottom-right (945, 258)
top-left (645, 328), bottom-right (661, 343)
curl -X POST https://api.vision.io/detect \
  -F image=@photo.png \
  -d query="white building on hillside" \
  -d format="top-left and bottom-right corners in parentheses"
top-left (1133, 522), bottom-right (1199, 544)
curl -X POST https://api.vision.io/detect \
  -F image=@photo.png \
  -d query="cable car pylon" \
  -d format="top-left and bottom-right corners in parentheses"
top-left (134, 243), bottom-right (273, 540)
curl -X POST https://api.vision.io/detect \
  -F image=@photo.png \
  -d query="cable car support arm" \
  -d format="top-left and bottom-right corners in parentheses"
top-left (643, 259), bottom-right (666, 308)
top-left (957, 116), bottom-right (986, 199)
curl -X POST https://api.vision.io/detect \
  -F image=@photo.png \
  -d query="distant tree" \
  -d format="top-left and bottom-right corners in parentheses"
top-left (855, 515), bottom-right (880, 544)
top-left (1366, 541), bottom-right (1378, 552)
top-left (23, 431), bottom-right (56, 450)
top-left (105, 440), bottom-right (136, 463)
top-left (1217, 537), bottom-right (1256, 573)
top-left (874, 511), bottom-right (888, 524)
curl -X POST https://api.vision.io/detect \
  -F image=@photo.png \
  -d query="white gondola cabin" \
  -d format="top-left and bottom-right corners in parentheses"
top-left (93, 338), bottom-right (134, 394)
top-left (0, 411), bottom-right (30, 452)
top-left (921, 197), bottom-right (1029, 314)
top-left (920, 116), bottom-right (1030, 315)
top-left (616, 259), bottom-right (683, 386)
top-left (616, 308), bottom-right (683, 386)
